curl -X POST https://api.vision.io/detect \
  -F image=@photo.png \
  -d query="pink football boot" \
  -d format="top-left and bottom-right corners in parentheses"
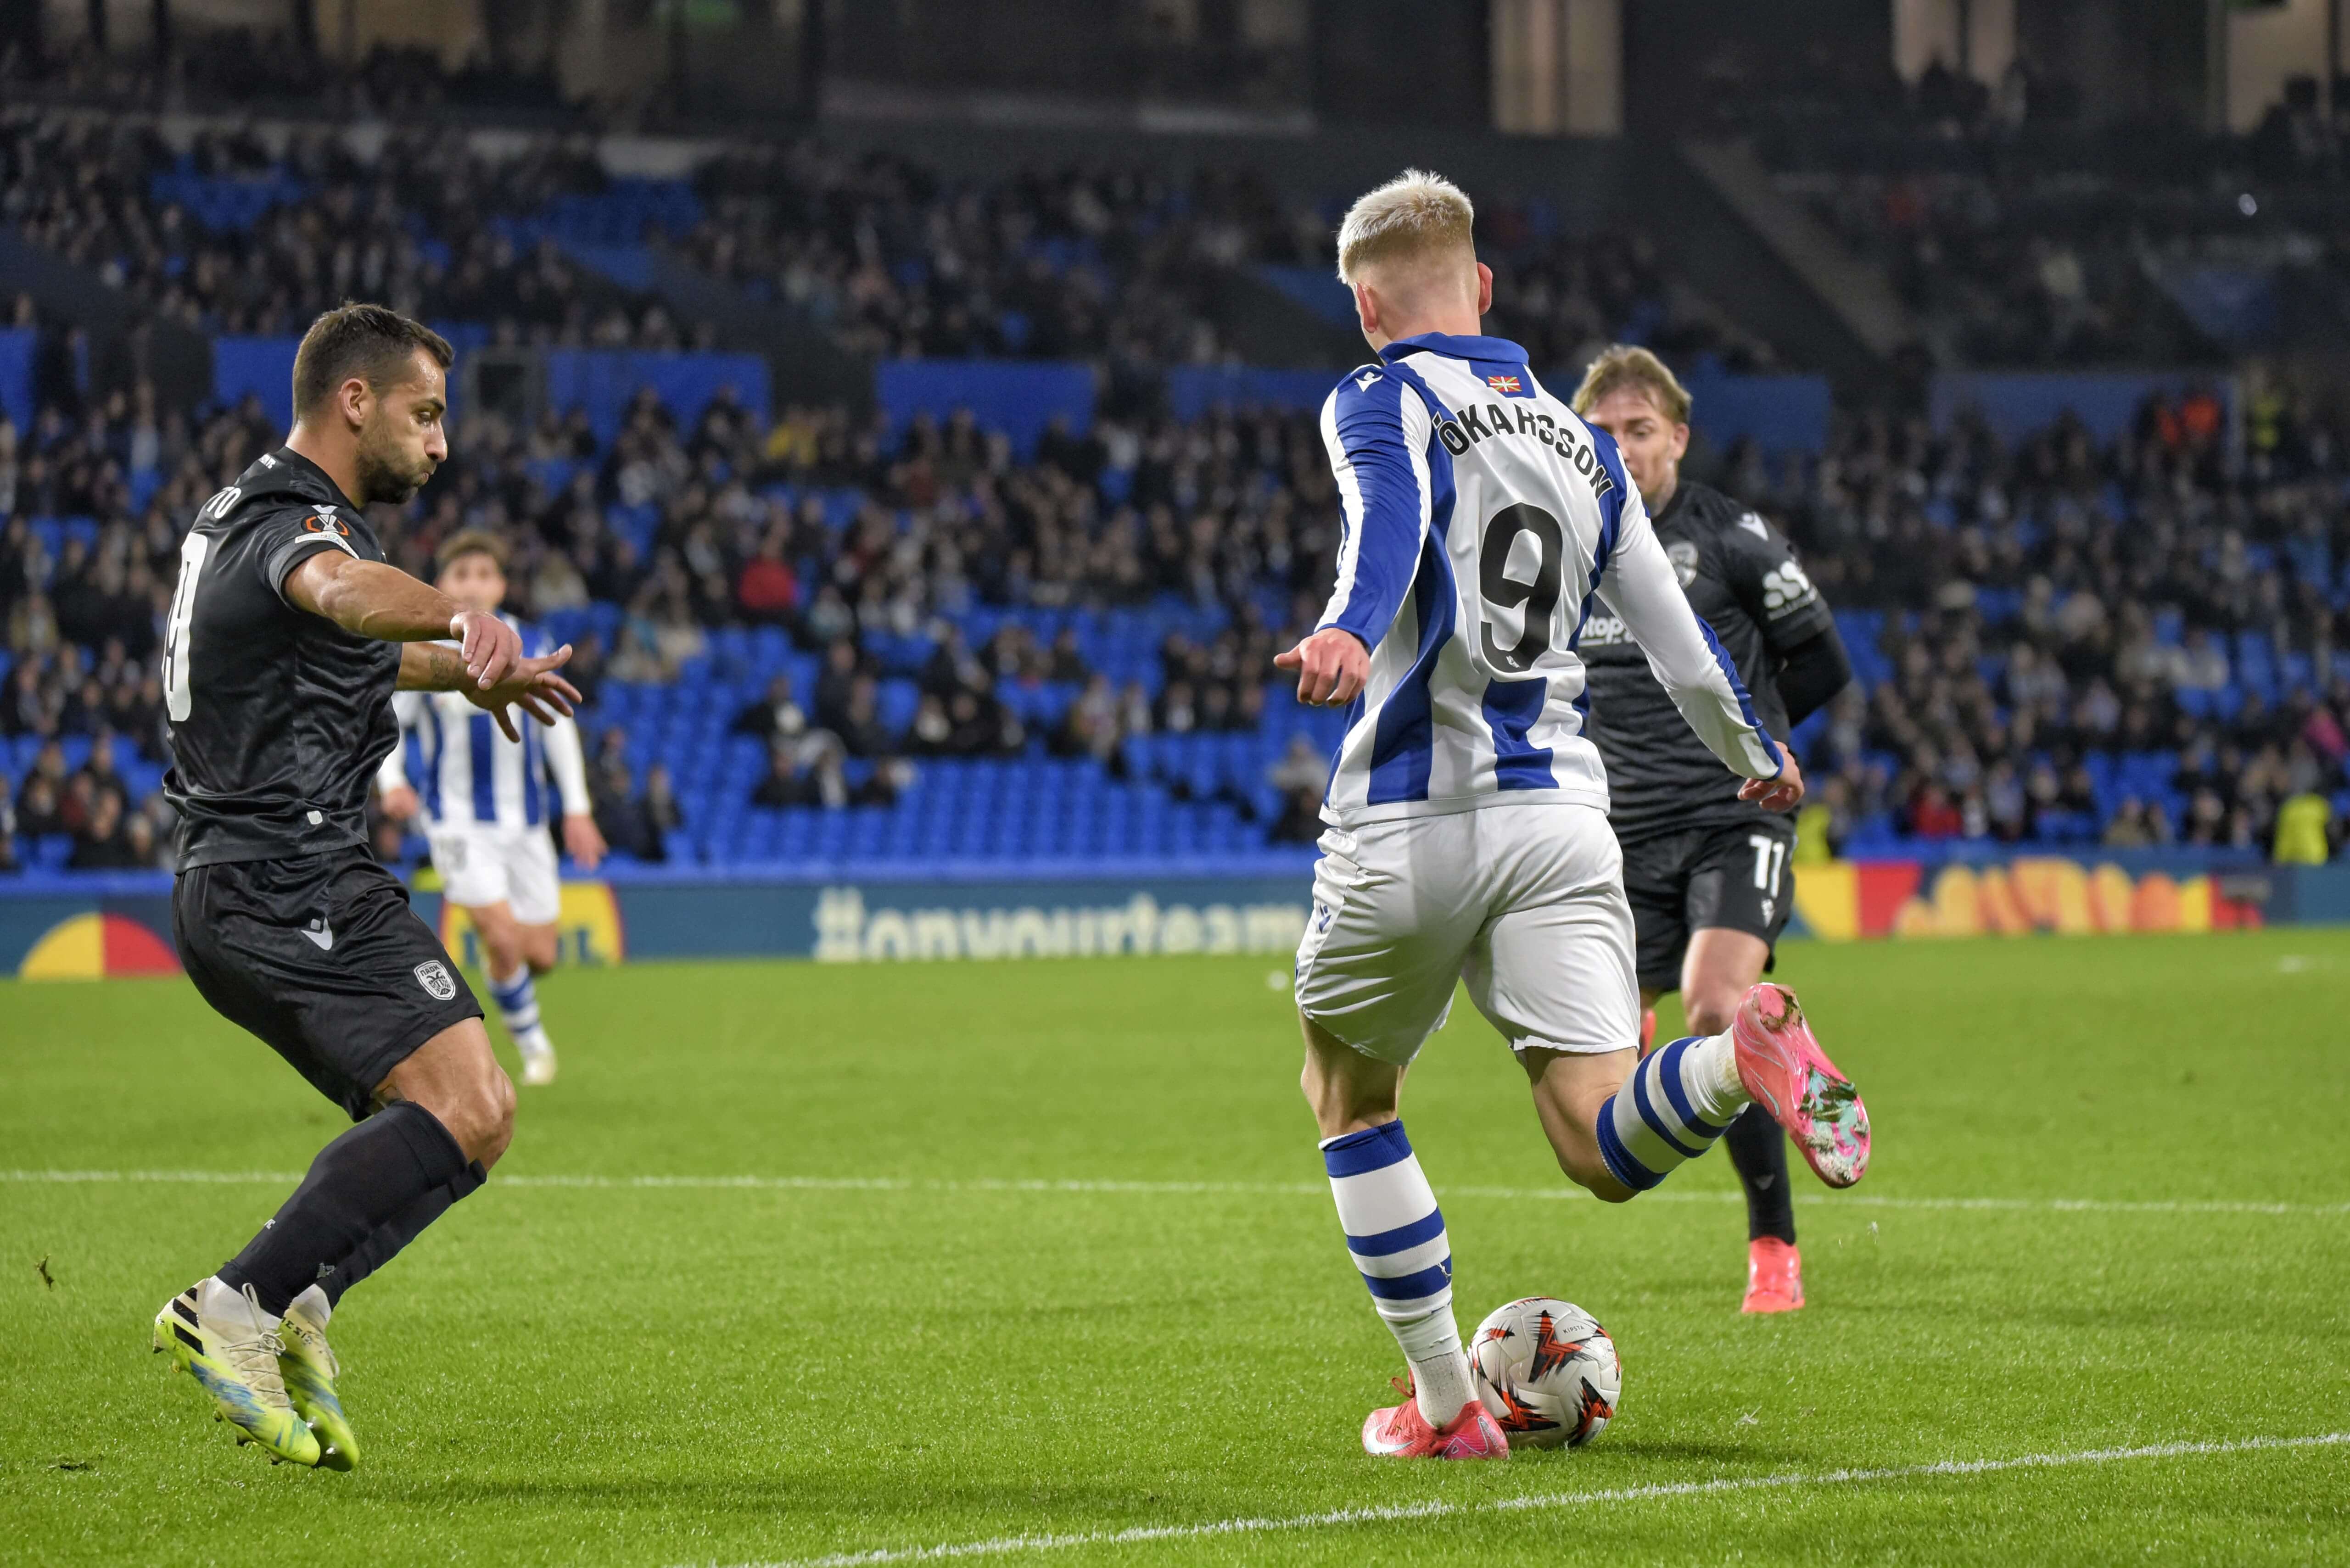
top-left (1361, 1378), bottom-right (1510, 1460)
top-left (1741, 1237), bottom-right (1805, 1314)
top-left (1732, 984), bottom-right (1870, 1189)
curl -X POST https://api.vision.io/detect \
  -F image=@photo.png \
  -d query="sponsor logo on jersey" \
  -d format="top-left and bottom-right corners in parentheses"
top-left (1667, 540), bottom-right (1701, 588)
top-left (1354, 370), bottom-right (1381, 391)
top-left (1573, 612), bottom-right (1631, 647)
top-left (413, 959), bottom-right (458, 1001)
top-left (1738, 511), bottom-right (1770, 538)
top-left (1486, 373), bottom-right (1523, 394)
top-left (301, 918), bottom-right (334, 951)
top-left (1760, 560), bottom-right (1818, 617)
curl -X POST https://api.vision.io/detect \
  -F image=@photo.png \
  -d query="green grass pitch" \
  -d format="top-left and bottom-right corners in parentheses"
top-left (5, 931), bottom-right (2350, 1565)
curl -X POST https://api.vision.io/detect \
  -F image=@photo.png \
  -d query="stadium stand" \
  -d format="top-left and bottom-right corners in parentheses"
top-left (2, 89), bottom-right (2347, 882)
top-left (1721, 63), bottom-right (2350, 366)
top-left (2, 108), bottom-right (1774, 378)
top-left (3, 355), bottom-right (2347, 878)
top-left (0, 113), bottom-right (694, 346)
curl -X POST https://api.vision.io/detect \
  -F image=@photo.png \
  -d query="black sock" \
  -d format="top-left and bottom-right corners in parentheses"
top-left (1725, 1104), bottom-right (1796, 1244)
top-left (218, 1102), bottom-right (467, 1316)
top-left (319, 1160), bottom-right (487, 1308)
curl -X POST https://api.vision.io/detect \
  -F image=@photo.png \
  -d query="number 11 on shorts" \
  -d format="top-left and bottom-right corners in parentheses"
top-left (1748, 833), bottom-right (1785, 896)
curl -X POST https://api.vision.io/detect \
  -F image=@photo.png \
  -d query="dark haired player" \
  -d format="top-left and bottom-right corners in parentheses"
top-left (1571, 346), bottom-right (1854, 1315)
top-left (151, 304), bottom-right (579, 1468)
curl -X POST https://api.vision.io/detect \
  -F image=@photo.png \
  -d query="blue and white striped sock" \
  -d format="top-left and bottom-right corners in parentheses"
top-left (487, 967), bottom-right (545, 1049)
top-left (1595, 1032), bottom-right (1750, 1193)
top-left (1322, 1120), bottom-right (1475, 1428)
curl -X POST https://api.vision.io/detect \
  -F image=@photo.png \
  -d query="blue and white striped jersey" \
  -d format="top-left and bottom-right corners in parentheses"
top-left (1313, 331), bottom-right (1781, 827)
top-left (377, 614), bottom-right (590, 831)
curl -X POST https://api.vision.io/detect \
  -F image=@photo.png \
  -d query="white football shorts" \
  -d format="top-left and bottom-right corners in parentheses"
top-left (1293, 802), bottom-right (1640, 1066)
top-left (427, 823), bottom-right (562, 926)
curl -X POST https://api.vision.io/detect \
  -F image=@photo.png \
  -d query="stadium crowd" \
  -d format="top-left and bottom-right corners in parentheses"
top-left (2, 105), bottom-right (1772, 382)
top-left (1, 112), bottom-right (698, 346)
top-left (1731, 60), bottom-right (2350, 367)
top-left (3, 345), bottom-right (2348, 873)
top-left (1767, 379), bottom-right (2349, 859)
top-left (685, 143), bottom-right (1776, 374)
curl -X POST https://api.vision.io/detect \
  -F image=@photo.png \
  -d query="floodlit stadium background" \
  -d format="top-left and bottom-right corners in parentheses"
top-left (2, 0), bottom-right (2348, 971)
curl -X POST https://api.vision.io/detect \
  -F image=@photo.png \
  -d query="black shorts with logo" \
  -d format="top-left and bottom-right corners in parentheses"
top-left (173, 848), bottom-right (482, 1120)
top-left (1619, 816), bottom-right (1797, 993)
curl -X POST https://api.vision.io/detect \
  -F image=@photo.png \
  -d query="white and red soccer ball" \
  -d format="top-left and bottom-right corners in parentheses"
top-left (1467, 1297), bottom-right (1621, 1450)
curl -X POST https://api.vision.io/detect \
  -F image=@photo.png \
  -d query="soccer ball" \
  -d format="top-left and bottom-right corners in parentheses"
top-left (1467, 1297), bottom-right (1620, 1450)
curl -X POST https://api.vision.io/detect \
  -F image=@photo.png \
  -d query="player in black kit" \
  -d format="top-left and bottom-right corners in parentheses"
top-left (1571, 347), bottom-right (1854, 1314)
top-left (150, 304), bottom-right (580, 1468)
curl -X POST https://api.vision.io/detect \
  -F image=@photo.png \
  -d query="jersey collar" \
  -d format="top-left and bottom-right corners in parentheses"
top-left (244, 445), bottom-right (358, 509)
top-left (1378, 331), bottom-right (1529, 364)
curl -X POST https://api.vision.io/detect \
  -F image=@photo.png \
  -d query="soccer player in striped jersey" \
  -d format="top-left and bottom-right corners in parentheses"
top-left (1278, 172), bottom-right (1871, 1460)
top-left (377, 530), bottom-right (602, 1086)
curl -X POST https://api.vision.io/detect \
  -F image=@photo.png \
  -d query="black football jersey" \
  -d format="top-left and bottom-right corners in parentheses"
top-left (162, 448), bottom-right (403, 869)
top-left (1579, 480), bottom-right (1835, 842)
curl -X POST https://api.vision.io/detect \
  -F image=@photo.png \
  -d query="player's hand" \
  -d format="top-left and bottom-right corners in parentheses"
top-left (1276, 628), bottom-right (1371, 708)
top-left (1740, 747), bottom-right (1805, 813)
top-left (452, 609), bottom-right (524, 690)
top-left (563, 810), bottom-right (606, 871)
top-left (380, 784), bottom-right (420, 822)
top-left (464, 645), bottom-right (581, 742)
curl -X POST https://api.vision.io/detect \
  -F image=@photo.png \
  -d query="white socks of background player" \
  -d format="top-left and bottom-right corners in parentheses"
top-left (487, 966), bottom-right (550, 1056)
top-left (1321, 1120), bottom-right (1477, 1429)
top-left (1596, 1032), bottom-right (1749, 1193)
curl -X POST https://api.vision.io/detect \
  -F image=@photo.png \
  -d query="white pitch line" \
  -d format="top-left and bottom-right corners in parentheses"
top-left (696, 1432), bottom-right (2350, 1568)
top-left (3, 1168), bottom-right (2346, 1217)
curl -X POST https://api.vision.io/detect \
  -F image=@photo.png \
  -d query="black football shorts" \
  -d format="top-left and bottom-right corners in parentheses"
top-left (173, 848), bottom-right (483, 1120)
top-left (1619, 817), bottom-right (1798, 993)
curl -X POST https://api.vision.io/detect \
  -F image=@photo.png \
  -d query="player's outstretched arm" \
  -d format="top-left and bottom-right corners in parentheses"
top-left (540, 710), bottom-right (607, 869)
top-left (399, 642), bottom-right (582, 742)
top-left (283, 551), bottom-right (524, 688)
top-left (1597, 497), bottom-right (1798, 808)
top-left (1280, 370), bottom-right (1433, 709)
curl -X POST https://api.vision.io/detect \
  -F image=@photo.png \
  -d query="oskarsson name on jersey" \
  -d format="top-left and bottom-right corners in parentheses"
top-left (1431, 399), bottom-right (1618, 497)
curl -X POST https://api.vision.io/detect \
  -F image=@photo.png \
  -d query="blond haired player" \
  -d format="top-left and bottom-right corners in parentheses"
top-left (378, 530), bottom-right (602, 1086)
top-left (1274, 171), bottom-right (1871, 1459)
top-left (1572, 347), bottom-right (1855, 1315)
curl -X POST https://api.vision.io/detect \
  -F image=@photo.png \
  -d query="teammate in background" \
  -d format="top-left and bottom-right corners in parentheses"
top-left (377, 530), bottom-right (604, 1087)
top-left (1276, 172), bottom-right (1870, 1460)
top-left (1573, 347), bottom-right (1855, 1315)
top-left (152, 303), bottom-right (579, 1468)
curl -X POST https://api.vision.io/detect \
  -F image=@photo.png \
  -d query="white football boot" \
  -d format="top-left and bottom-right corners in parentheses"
top-left (152, 1278), bottom-right (321, 1466)
top-left (517, 1029), bottom-right (558, 1086)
